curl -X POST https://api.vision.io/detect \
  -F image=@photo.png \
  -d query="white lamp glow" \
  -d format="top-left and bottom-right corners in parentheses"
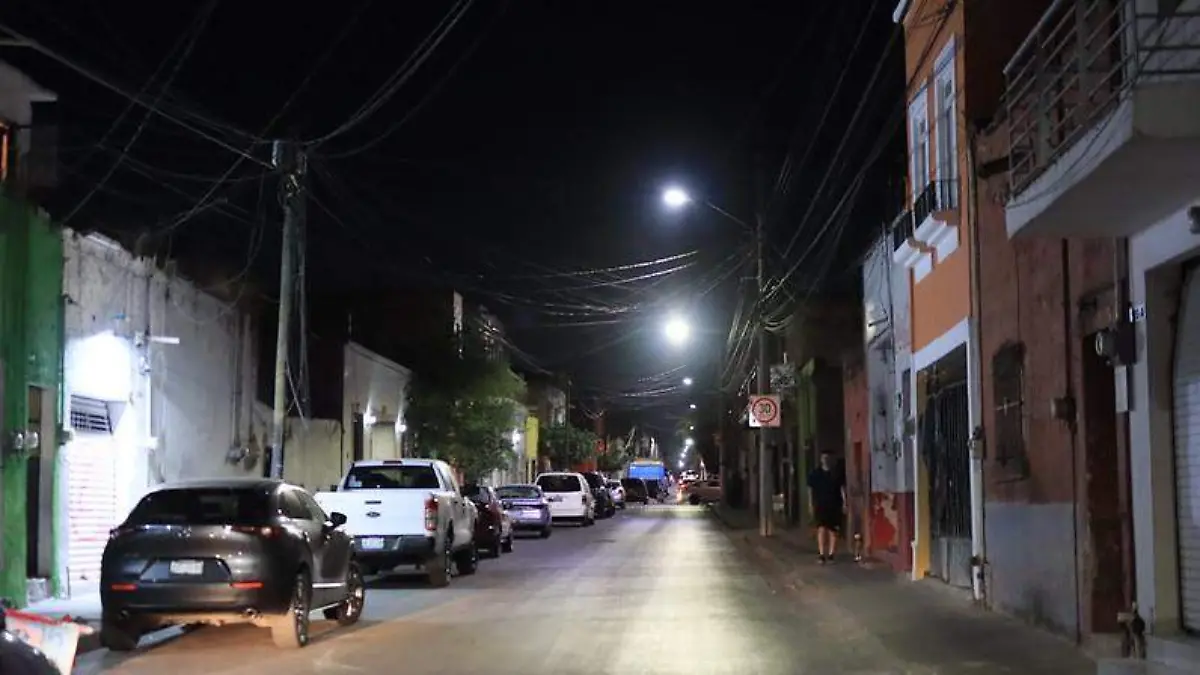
top-left (662, 187), bottom-right (692, 209)
top-left (664, 316), bottom-right (691, 347)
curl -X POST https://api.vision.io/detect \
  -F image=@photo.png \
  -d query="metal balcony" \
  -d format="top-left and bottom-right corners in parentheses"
top-left (1004, 0), bottom-right (1200, 238)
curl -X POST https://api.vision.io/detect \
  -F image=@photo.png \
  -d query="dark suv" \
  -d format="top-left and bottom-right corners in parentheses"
top-left (101, 478), bottom-right (365, 651)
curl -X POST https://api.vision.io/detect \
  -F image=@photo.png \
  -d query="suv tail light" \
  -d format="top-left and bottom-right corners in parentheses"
top-left (424, 497), bottom-right (438, 533)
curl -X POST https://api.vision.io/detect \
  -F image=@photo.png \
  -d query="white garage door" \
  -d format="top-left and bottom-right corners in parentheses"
top-left (66, 397), bottom-right (119, 596)
top-left (1174, 265), bottom-right (1200, 630)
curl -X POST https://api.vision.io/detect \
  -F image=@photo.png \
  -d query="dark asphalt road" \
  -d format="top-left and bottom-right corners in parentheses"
top-left (73, 505), bottom-right (1090, 674)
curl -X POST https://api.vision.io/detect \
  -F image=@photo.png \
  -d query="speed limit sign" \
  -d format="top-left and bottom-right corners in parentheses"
top-left (748, 395), bottom-right (781, 428)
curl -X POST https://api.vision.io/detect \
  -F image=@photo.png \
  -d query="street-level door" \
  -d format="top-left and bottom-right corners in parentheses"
top-left (921, 360), bottom-right (972, 589)
top-left (1173, 264), bottom-right (1200, 631)
top-left (65, 396), bottom-right (119, 597)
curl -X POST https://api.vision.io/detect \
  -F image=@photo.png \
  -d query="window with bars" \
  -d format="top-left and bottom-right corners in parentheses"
top-left (991, 342), bottom-right (1026, 467)
top-left (70, 395), bottom-right (113, 433)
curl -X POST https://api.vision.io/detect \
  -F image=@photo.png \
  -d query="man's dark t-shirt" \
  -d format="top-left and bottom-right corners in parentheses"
top-left (807, 467), bottom-right (845, 527)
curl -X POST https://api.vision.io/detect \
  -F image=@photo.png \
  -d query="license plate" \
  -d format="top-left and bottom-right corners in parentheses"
top-left (169, 559), bottom-right (204, 576)
top-left (360, 537), bottom-right (385, 550)
top-left (548, 496), bottom-right (562, 502)
top-left (522, 510), bottom-right (540, 518)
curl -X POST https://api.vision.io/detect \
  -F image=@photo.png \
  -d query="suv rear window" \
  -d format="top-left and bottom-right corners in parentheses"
top-left (581, 474), bottom-right (605, 489)
top-left (537, 475), bottom-right (582, 493)
top-left (344, 464), bottom-right (440, 489)
top-left (127, 488), bottom-right (271, 526)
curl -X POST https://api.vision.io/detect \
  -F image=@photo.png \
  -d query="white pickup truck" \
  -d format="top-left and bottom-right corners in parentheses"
top-left (313, 459), bottom-right (478, 587)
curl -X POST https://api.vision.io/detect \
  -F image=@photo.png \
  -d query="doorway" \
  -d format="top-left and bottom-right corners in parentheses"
top-left (26, 385), bottom-right (54, 581)
top-left (1082, 331), bottom-right (1129, 633)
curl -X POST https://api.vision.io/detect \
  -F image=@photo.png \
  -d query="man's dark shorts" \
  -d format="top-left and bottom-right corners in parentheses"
top-left (813, 506), bottom-right (842, 532)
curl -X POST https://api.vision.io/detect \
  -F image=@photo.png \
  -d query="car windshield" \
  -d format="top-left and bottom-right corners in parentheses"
top-left (582, 474), bottom-right (605, 489)
top-left (497, 486), bottom-right (540, 499)
top-left (606, 481), bottom-right (621, 489)
top-left (463, 484), bottom-right (489, 502)
top-left (127, 487), bottom-right (271, 526)
top-left (343, 464), bottom-right (440, 489)
top-left (621, 479), bottom-right (645, 491)
top-left (537, 475), bottom-right (582, 493)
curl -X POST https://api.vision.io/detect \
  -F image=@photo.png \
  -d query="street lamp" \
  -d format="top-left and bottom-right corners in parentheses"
top-left (689, 403), bottom-right (696, 410)
top-left (682, 377), bottom-right (693, 386)
top-left (657, 181), bottom-right (770, 537)
top-left (662, 186), bottom-right (692, 209)
top-left (664, 316), bottom-right (691, 347)
top-left (685, 438), bottom-right (694, 447)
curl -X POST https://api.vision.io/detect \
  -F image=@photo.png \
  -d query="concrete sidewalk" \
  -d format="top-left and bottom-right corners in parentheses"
top-left (711, 503), bottom-right (1097, 674)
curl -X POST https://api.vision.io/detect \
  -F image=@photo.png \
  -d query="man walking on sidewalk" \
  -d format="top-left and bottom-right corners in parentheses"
top-left (807, 449), bottom-right (846, 564)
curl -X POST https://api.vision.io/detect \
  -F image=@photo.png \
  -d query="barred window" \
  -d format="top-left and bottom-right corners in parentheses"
top-left (991, 342), bottom-right (1026, 466)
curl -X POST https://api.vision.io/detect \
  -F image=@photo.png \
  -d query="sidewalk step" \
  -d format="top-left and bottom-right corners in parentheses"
top-left (1098, 658), bottom-right (1200, 675)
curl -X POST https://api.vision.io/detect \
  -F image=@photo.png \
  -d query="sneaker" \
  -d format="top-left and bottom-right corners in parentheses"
top-left (817, 555), bottom-right (827, 565)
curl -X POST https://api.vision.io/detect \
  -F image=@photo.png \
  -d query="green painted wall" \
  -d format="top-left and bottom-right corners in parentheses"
top-left (0, 193), bottom-right (64, 605)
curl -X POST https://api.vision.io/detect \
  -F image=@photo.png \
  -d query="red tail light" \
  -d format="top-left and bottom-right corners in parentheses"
top-left (232, 526), bottom-right (278, 537)
top-left (231, 581), bottom-right (264, 590)
top-left (424, 497), bottom-right (438, 533)
top-left (109, 583), bottom-right (136, 592)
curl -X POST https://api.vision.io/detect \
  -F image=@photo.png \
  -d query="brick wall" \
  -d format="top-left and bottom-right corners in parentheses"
top-left (843, 358), bottom-right (870, 548)
top-left (975, 119), bottom-right (1133, 638)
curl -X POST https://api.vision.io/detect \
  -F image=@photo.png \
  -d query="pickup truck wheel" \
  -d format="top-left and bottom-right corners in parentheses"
top-left (455, 544), bottom-right (478, 576)
top-left (427, 538), bottom-right (452, 588)
top-left (501, 533), bottom-right (514, 553)
top-left (540, 526), bottom-right (552, 539)
top-left (324, 563), bottom-right (365, 625)
top-left (271, 571), bottom-right (311, 649)
top-left (99, 612), bottom-right (140, 652)
top-left (486, 535), bottom-right (502, 559)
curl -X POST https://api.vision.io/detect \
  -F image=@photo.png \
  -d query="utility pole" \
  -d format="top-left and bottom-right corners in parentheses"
top-left (269, 140), bottom-right (306, 479)
top-left (754, 157), bottom-right (773, 538)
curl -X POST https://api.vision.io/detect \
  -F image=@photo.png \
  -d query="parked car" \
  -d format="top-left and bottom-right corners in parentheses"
top-left (100, 478), bottom-right (365, 651)
top-left (534, 472), bottom-right (595, 525)
top-left (496, 484), bottom-right (553, 538)
top-left (620, 478), bottom-right (649, 504)
top-left (582, 472), bottom-right (617, 518)
top-left (606, 480), bottom-right (626, 509)
top-left (644, 478), bottom-right (664, 503)
top-left (464, 484), bottom-right (514, 557)
top-left (314, 459), bottom-right (478, 587)
top-left (681, 477), bottom-right (722, 505)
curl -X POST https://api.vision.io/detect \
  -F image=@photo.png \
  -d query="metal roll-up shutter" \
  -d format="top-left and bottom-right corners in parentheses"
top-left (66, 396), bottom-right (119, 596)
top-left (1174, 265), bottom-right (1200, 630)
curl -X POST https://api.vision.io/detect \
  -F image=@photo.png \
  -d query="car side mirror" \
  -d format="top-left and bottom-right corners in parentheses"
top-left (327, 512), bottom-right (348, 529)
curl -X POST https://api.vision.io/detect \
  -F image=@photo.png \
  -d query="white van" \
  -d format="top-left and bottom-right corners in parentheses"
top-left (534, 472), bottom-right (595, 526)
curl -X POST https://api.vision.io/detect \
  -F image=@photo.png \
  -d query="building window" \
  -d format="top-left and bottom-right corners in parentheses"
top-left (908, 89), bottom-right (930, 199)
top-left (991, 342), bottom-right (1027, 467)
top-left (933, 39), bottom-right (957, 184)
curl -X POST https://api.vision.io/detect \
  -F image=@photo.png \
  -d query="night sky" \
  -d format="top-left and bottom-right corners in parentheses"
top-left (1, 0), bottom-right (903, 439)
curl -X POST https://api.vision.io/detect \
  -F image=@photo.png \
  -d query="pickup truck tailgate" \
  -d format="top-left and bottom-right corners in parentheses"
top-left (314, 490), bottom-right (431, 538)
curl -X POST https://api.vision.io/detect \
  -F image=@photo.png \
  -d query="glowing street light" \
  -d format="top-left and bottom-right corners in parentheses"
top-left (664, 316), bottom-right (691, 347)
top-left (689, 403), bottom-right (696, 410)
top-left (682, 377), bottom-right (693, 386)
top-left (685, 438), bottom-right (694, 447)
top-left (662, 186), bottom-right (692, 209)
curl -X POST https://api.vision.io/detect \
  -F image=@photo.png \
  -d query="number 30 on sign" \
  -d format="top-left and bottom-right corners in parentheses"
top-left (748, 395), bottom-right (781, 428)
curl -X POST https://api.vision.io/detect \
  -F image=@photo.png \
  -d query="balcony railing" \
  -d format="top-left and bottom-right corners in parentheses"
top-left (1005, 0), bottom-right (1200, 194)
top-left (891, 207), bottom-right (915, 252)
top-left (913, 179), bottom-right (959, 227)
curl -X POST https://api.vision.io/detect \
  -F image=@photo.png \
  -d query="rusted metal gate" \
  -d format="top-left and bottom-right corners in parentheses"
top-left (921, 380), bottom-right (972, 588)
